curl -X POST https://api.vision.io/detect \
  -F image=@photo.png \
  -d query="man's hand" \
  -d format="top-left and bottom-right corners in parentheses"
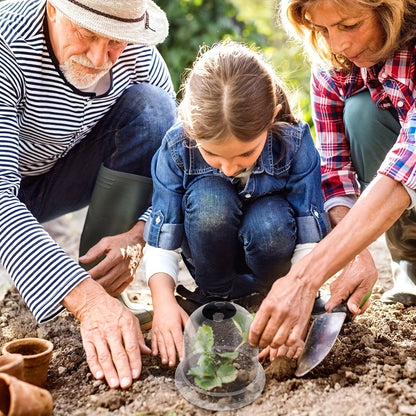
top-left (325, 248), bottom-right (377, 315)
top-left (62, 278), bottom-right (151, 389)
top-left (79, 221), bottom-right (145, 296)
top-left (248, 270), bottom-right (316, 359)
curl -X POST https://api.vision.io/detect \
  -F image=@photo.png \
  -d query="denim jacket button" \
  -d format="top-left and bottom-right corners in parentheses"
top-left (312, 209), bottom-right (319, 217)
top-left (155, 216), bottom-right (161, 224)
top-left (244, 194), bottom-right (251, 199)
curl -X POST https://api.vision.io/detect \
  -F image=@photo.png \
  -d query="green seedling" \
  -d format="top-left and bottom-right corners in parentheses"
top-left (187, 312), bottom-right (253, 391)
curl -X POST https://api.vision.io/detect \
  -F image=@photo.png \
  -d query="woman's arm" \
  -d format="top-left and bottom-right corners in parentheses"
top-left (249, 174), bottom-right (410, 353)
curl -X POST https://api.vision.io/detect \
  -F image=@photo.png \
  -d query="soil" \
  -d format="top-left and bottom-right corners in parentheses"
top-left (0, 211), bottom-right (416, 416)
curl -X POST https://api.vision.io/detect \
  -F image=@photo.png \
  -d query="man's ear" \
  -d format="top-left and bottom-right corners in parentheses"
top-left (46, 1), bottom-right (57, 21)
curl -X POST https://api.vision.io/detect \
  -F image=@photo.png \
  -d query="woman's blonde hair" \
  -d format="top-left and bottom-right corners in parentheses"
top-left (178, 41), bottom-right (297, 143)
top-left (280, 0), bottom-right (416, 70)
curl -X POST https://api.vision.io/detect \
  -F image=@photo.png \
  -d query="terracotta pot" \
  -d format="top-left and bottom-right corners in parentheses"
top-left (0, 354), bottom-right (24, 380)
top-left (0, 372), bottom-right (53, 416)
top-left (2, 338), bottom-right (53, 386)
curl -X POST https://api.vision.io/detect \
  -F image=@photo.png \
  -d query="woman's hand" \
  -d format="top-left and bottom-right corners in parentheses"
top-left (248, 269), bottom-right (316, 358)
top-left (326, 248), bottom-right (377, 315)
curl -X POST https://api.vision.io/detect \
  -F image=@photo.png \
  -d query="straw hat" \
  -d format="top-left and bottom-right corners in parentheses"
top-left (48, 0), bottom-right (169, 45)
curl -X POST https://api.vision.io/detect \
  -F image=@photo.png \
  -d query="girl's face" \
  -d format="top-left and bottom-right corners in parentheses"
top-left (307, 0), bottom-right (385, 67)
top-left (196, 105), bottom-right (281, 177)
top-left (197, 130), bottom-right (268, 177)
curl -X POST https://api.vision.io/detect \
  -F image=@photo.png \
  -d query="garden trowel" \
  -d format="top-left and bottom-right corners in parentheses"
top-left (295, 292), bottom-right (371, 377)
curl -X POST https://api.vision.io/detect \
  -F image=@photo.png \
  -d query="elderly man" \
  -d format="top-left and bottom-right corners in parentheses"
top-left (0, 0), bottom-right (176, 389)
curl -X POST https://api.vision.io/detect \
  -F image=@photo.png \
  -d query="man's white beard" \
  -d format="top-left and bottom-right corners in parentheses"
top-left (60, 54), bottom-right (112, 89)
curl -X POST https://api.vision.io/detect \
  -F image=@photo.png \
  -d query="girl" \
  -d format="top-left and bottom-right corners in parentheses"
top-left (143, 41), bottom-right (330, 366)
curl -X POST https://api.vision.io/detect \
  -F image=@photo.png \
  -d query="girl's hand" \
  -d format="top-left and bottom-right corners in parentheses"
top-left (151, 299), bottom-right (188, 367)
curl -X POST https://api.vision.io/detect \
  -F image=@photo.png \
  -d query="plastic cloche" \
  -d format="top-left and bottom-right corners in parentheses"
top-left (175, 301), bottom-right (265, 411)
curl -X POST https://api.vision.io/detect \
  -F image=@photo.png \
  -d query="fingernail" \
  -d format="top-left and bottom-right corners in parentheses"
top-left (121, 377), bottom-right (130, 388)
top-left (95, 371), bottom-right (103, 379)
top-left (109, 378), bottom-right (118, 388)
top-left (132, 369), bottom-right (139, 379)
top-left (169, 360), bottom-right (174, 367)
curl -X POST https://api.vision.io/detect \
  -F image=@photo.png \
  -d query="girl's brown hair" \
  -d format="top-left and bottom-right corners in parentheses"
top-left (178, 41), bottom-right (297, 143)
top-left (280, 0), bottom-right (416, 70)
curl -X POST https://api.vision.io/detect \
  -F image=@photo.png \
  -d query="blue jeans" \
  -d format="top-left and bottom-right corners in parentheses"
top-left (18, 84), bottom-right (176, 223)
top-left (181, 176), bottom-right (296, 298)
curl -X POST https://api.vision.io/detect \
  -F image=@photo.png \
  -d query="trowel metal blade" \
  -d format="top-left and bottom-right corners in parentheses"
top-left (295, 311), bottom-right (346, 377)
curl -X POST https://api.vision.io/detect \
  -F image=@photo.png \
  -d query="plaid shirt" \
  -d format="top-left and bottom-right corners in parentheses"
top-left (312, 42), bottom-right (416, 201)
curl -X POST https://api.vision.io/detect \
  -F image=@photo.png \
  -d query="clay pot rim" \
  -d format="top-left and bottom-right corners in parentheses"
top-left (0, 353), bottom-right (24, 375)
top-left (2, 338), bottom-right (53, 359)
top-left (0, 353), bottom-right (24, 364)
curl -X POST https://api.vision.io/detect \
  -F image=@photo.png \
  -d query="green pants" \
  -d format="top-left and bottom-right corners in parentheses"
top-left (344, 90), bottom-right (416, 261)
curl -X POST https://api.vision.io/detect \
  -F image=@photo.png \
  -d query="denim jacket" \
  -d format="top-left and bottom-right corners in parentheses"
top-left (145, 120), bottom-right (330, 249)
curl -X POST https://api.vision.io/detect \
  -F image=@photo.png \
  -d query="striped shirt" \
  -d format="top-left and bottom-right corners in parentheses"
top-left (0, 0), bottom-right (174, 322)
top-left (311, 42), bottom-right (416, 202)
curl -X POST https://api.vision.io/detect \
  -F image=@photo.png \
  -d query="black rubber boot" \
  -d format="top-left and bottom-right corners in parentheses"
top-left (79, 164), bottom-right (152, 265)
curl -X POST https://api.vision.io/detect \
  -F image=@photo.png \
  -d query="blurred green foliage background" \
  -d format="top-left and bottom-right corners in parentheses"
top-left (157, 0), bottom-right (313, 128)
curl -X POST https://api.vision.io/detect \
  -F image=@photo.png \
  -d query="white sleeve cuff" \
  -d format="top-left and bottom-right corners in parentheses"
top-left (403, 185), bottom-right (416, 209)
top-left (142, 244), bottom-right (180, 285)
top-left (324, 195), bottom-right (357, 212)
top-left (291, 243), bottom-right (317, 265)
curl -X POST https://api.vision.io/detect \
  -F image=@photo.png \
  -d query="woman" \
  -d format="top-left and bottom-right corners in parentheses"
top-left (249, 0), bottom-right (416, 355)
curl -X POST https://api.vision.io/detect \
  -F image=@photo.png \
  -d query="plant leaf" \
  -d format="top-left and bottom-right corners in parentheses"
top-left (232, 312), bottom-right (253, 343)
top-left (195, 354), bottom-right (217, 377)
top-left (192, 324), bottom-right (214, 354)
top-left (216, 362), bottom-right (238, 384)
top-left (217, 350), bottom-right (239, 361)
top-left (194, 375), bottom-right (223, 390)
